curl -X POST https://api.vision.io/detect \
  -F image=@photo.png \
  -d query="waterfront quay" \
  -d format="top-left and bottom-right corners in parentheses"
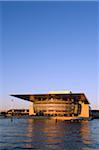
top-left (0, 109), bottom-right (99, 121)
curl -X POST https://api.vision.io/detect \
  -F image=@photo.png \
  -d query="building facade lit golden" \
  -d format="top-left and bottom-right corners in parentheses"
top-left (11, 91), bottom-right (90, 120)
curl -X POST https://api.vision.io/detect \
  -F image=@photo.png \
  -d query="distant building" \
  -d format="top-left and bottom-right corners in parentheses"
top-left (91, 110), bottom-right (99, 119)
top-left (11, 91), bottom-right (90, 120)
top-left (7, 109), bottom-right (29, 116)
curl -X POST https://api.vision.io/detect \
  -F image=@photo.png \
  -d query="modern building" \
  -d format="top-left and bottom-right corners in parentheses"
top-left (11, 91), bottom-right (90, 120)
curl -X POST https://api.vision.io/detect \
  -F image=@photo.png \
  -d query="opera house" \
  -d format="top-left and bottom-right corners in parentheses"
top-left (11, 91), bottom-right (90, 120)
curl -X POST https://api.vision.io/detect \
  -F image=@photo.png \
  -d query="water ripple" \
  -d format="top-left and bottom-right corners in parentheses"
top-left (0, 118), bottom-right (99, 150)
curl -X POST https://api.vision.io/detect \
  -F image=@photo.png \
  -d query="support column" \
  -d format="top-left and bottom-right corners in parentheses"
top-left (29, 102), bottom-right (35, 116)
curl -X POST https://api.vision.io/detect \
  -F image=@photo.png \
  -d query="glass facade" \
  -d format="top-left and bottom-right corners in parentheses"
top-left (34, 99), bottom-right (81, 116)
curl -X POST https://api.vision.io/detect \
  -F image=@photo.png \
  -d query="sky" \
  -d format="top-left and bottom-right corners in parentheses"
top-left (0, 1), bottom-right (99, 110)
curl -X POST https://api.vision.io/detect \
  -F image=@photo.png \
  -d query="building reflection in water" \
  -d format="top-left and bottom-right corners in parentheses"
top-left (79, 121), bottom-right (91, 150)
top-left (26, 119), bottom-right (93, 150)
top-left (24, 119), bottom-right (34, 149)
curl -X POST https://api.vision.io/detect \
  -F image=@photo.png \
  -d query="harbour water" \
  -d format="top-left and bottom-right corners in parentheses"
top-left (0, 118), bottom-right (99, 150)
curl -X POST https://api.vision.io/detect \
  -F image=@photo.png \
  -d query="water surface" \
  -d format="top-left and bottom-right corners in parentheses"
top-left (0, 118), bottom-right (99, 150)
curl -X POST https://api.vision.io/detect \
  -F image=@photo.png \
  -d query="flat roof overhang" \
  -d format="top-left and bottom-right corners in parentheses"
top-left (10, 93), bottom-right (90, 104)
